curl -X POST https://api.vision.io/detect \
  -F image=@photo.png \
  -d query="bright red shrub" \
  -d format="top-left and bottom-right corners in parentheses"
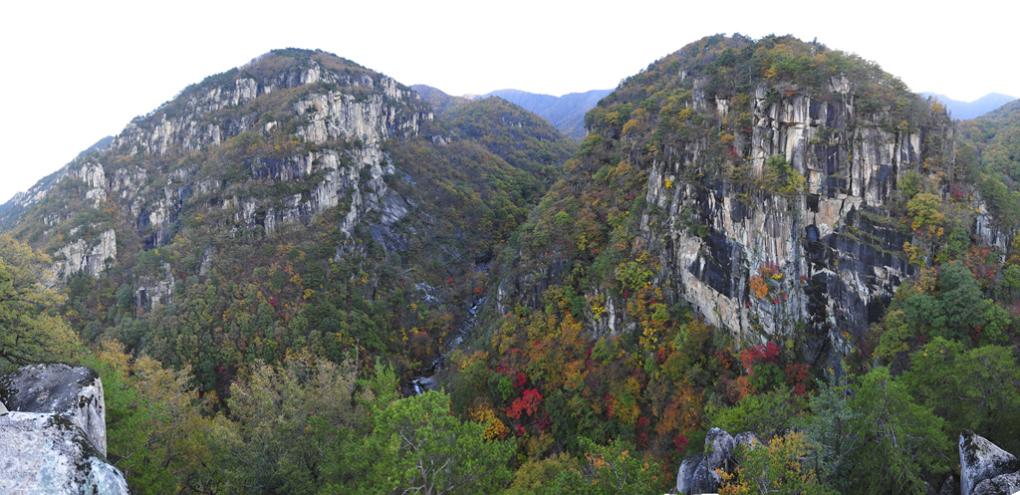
top-left (507, 388), bottom-right (543, 419)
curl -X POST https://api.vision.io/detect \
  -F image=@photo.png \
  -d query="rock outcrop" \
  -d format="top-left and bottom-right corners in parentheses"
top-left (1, 49), bottom-right (433, 280)
top-left (0, 363), bottom-right (108, 456)
top-left (0, 412), bottom-right (128, 495)
top-left (52, 228), bottom-right (117, 281)
top-left (960, 431), bottom-right (1020, 495)
top-left (676, 427), bottom-right (759, 494)
top-left (0, 363), bottom-right (127, 494)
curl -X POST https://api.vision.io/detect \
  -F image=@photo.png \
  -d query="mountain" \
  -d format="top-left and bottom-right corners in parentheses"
top-left (0, 48), bottom-right (574, 398)
top-left (76, 135), bottom-right (114, 158)
top-left (922, 91), bottom-right (1015, 119)
top-left (408, 86), bottom-right (610, 140)
top-left (486, 88), bottom-right (612, 139)
top-left (0, 136), bottom-right (116, 231)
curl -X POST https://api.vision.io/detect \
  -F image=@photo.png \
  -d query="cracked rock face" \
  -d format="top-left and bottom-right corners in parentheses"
top-left (0, 363), bottom-right (108, 457)
top-left (0, 412), bottom-right (128, 495)
top-left (493, 37), bottom-right (962, 374)
top-left (640, 78), bottom-right (930, 359)
top-left (960, 431), bottom-right (1020, 495)
top-left (52, 228), bottom-right (117, 281)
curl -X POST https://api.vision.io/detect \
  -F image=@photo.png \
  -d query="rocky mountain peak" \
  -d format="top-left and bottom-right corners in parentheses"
top-left (110, 47), bottom-right (430, 157)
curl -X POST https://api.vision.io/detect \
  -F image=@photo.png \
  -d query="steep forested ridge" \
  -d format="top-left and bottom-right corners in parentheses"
top-left (4, 35), bottom-right (1020, 495)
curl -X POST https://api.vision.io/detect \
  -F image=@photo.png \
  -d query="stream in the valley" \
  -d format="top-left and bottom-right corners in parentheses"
top-left (408, 295), bottom-right (485, 395)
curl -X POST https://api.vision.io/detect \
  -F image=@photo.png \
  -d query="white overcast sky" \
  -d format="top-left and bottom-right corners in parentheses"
top-left (1, 0), bottom-right (1017, 203)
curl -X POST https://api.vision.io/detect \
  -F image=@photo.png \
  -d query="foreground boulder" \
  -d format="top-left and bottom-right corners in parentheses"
top-left (0, 411), bottom-right (128, 494)
top-left (960, 431), bottom-right (1020, 495)
top-left (0, 363), bottom-right (128, 494)
top-left (973, 472), bottom-right (1020, 495)
top-left (676, 427), bottom-right (759, 494)
top-left (0, 363), bottom-right (107, 456)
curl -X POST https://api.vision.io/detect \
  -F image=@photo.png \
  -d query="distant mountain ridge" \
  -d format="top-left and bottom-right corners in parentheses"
top-left (410, 85), bottom-right (611, 140)
top-left (922, 92), bottom-right (1015, 120)
top-left (486, 88), bottom-right (611, 139)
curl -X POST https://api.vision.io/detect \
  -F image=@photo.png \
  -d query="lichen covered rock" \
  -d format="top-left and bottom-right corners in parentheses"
top-left (973, 472), bottom-right (1020, 495)
top-left (960, 431), bottom-right (1020, 495)
top-left (0, 412), bottom-right (128, 495)
top-left (0, 363), bottom-right (108, 456)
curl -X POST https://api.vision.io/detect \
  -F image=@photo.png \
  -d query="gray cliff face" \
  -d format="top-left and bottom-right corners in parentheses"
top-left (492, 37), bottom-right (982, 370)
top-left (960, 431), bottom-right (1020, 495)
top-left (638, 77), bottom-right (934, 353)
top-left (52, 228), bottom-right (117, 281)
top-left (0, 364), bottom-right (127, 495)
top-left (0, 363), bottom-right (108, 456)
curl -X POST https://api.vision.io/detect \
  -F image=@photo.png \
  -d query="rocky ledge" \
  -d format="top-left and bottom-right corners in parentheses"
top-left (0, 363), bottom-right (128, 494)
top-left (676, 427), bottom-right (759, 494)
top-left (960, 431), bottom-right (1020, 495)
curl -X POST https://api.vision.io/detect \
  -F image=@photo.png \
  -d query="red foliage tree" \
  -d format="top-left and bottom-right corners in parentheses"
top-left (507, 388), bottom-right (543, 420)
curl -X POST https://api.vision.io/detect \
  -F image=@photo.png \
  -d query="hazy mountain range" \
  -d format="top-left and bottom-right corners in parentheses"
top-left (411, 85), bottom-right (611, 140)
top-left (922, 92), bottom-right (1016, 119)
top-left (484, 89), bottom-right (612, 139)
